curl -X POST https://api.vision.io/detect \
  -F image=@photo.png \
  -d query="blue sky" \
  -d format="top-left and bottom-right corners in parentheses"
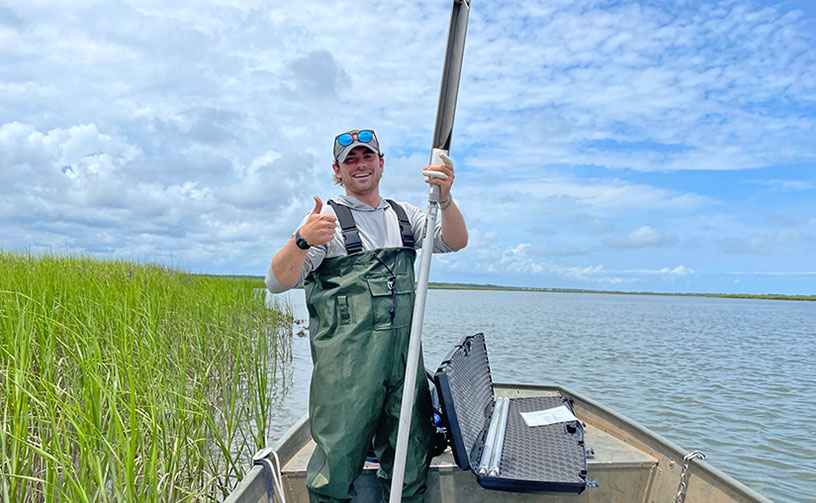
top-left (1, 0), bottom-right (814, 295)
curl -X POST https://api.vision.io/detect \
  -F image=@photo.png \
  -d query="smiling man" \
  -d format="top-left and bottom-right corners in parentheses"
top-left (266, 129), bottom-right (467, 503)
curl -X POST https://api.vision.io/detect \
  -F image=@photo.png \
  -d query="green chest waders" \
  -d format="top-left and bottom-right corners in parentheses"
top-left (304, 201), bottom-right (434, 503)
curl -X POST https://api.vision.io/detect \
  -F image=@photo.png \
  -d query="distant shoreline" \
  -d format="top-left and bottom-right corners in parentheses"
top-left (426, 283), bottom-right (816, 301)
top-left (220, 275), bottom-right (814, 301)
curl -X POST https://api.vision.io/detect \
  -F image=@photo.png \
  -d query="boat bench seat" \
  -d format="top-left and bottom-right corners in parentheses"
top-left (282, 423), bottom-right (656, 473)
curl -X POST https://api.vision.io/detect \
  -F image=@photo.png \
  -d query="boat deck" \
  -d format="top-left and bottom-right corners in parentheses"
top-left (280, 390), bottom-right (658, 503)
top-left (228, 384), bottom-right (770, 503)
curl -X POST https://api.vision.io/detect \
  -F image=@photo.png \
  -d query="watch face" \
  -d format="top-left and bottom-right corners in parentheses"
top-left (296, 231), bottom-right (310, 250)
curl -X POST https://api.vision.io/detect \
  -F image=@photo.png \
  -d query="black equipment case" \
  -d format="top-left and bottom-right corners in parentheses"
top-left (433, 333), bottom-right (591, 493)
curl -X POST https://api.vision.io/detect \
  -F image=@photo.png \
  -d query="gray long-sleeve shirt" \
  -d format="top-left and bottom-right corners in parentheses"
top-left (265, 195), bottom-right (461, 293)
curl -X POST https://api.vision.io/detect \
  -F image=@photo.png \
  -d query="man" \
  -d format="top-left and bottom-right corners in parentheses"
top-left (266, 129), bottom-right (467, 503)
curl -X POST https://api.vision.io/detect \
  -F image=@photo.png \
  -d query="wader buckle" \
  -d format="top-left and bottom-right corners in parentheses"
top-left (341, 228), bottom-right (363, 253)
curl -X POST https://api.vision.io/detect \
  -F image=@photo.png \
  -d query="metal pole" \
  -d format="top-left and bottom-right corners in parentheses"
top-left (389, 2), bottom-right (471, 502)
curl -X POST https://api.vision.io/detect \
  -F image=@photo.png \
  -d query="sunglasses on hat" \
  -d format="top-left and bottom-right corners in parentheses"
top-left (333, 129), bottom-right (381, 163)
top-left (335, 129), bottom-right (375, 147)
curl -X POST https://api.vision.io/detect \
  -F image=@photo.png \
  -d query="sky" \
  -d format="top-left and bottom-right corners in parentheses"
top-left (1, 0), bottom-right (814, 295)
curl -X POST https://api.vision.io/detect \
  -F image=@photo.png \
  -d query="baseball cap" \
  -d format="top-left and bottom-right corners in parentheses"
top-left (333, 129), bottom-right (381, 163)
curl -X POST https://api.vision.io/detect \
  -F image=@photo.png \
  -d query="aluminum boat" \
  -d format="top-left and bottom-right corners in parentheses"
top-left (225, 383), bottom-right (769, 503)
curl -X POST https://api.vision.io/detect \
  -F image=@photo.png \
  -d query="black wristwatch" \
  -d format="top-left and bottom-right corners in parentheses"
top-left (294, 230), bottom-right (311, 250)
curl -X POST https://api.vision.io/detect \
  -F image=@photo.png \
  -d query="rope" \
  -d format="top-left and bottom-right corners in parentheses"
top-left (253, 448), bottom-right (287, 503)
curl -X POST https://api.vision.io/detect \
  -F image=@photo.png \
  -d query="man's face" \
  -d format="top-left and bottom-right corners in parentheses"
top-left (333, 146), bottom-right (384, 197)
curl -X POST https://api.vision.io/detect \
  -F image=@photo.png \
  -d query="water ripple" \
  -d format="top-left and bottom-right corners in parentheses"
top-left (271, 289), bottom-right (815, 503)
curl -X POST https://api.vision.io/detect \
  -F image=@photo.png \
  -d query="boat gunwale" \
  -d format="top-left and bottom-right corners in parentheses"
top-left (224, 416), bottom-right (310, 503)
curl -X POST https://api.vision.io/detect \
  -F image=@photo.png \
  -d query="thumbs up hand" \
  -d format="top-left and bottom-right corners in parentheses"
top-left (297, 196), bottom-right (337, 247)
top-left (309, 196), bottom-right (323, 216)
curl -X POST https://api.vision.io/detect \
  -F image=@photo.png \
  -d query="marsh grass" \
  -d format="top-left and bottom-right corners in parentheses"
top-left (0, 252), bottom-right (292, 502)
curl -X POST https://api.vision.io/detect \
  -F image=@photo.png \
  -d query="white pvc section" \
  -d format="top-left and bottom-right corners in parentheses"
top-left (478, 397), bottom-right (506, 475)
top-left (388, 148), bottom-right (445, 502)
top-left (488, 397), bottom-right (511, 477)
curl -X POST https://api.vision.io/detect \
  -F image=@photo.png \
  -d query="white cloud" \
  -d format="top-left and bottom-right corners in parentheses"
top-left (0, 121), bottom-right (319, 267)
top-left (468, 177), bottom-right (712, 221)
top-left (527, 226), bottom-right (555, 236)
top-left (527, 244), bottom-right (585, 257)
top-left (723, 270), bottom-right (816, 276)
top-left (666, 265), bottom-right (693, 276)
top-left (455, 1), bottom-right (816, 173)
top-left (282, 50), bottom-right (350, 100)
top-left (624, 265), bottom-right (694, 276)
top-left (440, 242), bottom-right (620, 284)
top-left (752, 179), bottom-right (816, 191)
top-left (552, 264), bottom-right (623, 283)
top-left (466, 228), bottom-right (499, 248)
top-left (0, 0), bottom-right (814, 294)
top-left (720, 228), bottom-right (803, 255)
top-left (604, 225), bottom-right (668, 249)
top-left (0, 121), bottom-right (141, 193)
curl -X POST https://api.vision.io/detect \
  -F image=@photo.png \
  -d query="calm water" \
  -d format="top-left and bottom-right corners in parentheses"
top-left (265, 289), bottom-right (816, 503)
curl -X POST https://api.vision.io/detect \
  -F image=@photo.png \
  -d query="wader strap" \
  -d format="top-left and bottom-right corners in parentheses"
top-left (327, 200), bottom-right (363, 254)
top-left (386, 199), bottom-right (415, 248)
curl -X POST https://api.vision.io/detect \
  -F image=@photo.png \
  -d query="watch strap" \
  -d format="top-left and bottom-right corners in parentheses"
top-left (295, 230), bottom-right (311, 250)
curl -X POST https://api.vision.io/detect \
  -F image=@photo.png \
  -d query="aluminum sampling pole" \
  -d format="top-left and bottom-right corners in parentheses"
top-left (389, 2), bottom-right (471, 502)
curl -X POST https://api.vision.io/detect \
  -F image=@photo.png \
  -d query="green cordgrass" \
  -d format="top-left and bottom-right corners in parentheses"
top-left (0, 251), bottom-right (291, 502)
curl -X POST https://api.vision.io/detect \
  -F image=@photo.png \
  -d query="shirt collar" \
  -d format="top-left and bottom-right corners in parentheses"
top-left (332, 195), bottom-right (388, 211)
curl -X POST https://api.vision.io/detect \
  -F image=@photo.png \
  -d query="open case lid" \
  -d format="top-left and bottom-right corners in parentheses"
top-left (433, 333), bottom-right (494, 470)
top-left (433, 333), bottom-right (591, 494)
